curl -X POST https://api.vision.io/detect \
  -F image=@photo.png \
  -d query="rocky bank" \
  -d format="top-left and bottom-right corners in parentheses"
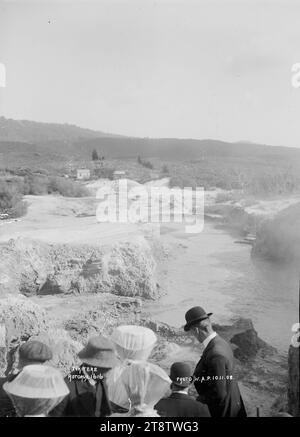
top-left (0, 237), bottom-right (159, 299)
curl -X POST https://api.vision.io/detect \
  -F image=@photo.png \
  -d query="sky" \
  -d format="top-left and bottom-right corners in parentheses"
top-left (0, 0), bottom-right (300, 147)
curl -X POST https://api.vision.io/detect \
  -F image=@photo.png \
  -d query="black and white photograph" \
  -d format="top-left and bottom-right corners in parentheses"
top-left (0, 0), bottom-right (299, 425)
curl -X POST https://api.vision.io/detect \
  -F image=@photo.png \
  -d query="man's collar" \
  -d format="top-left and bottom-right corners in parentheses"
top-left (202, 331), bottom-right (217, 350)
top-left (172, 390), bottom-right (189, 395)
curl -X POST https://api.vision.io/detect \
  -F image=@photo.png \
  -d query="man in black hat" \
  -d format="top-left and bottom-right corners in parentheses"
top-left (18, 340), bottom-right (53, 369)
top-left (50, 335), bottom-right (119, 417)
top-left (155, 362), bottom-right (210, 417)
top-left (184, 306), bottom-right (247, 418)
top-left (0, 340), bottom-right (53, 417)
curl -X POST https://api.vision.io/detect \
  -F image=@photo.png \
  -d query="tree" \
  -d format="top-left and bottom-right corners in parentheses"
top-left (92, 149), bottom-right (99, 161)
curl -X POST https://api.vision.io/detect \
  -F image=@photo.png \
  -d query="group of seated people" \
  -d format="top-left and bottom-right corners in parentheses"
top-left (0, 324), bottom-right (211, 417)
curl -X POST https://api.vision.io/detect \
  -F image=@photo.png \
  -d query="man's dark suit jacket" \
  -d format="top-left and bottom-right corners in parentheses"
top-left (193, 334), bottom-right (247, 417)
top-left (155, 392), bottom-right (211, 417)
top-left (50, 367), bottom-right (111, 417)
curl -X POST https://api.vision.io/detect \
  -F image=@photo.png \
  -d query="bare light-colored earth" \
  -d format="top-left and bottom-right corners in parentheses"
top-left (0, 179), bottom-right (295, 416)
top-left (0, 194), bottom-right (144, 245)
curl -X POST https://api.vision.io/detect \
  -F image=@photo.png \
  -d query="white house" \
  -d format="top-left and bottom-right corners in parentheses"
top-left (76, 168), bottom-right (90, 180)
top-left (113, 170), bottom-right (126, 180)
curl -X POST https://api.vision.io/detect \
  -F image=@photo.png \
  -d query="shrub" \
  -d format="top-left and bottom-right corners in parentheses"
top-left (94, 168), bottom-right (115, 180)
top-left (0, 181), bottom-right (23, 210)
top-left (10, 200), bottom-right (28, 218)
top-left (142, 160), bottom-right (154, 169)
top-left (92, 149), bottom-right (99, 161)
top-left (0, 181), bottom-right (27, 217)
top-left (24, 175), bottom-right (49, 195)
top-left (215, 192), bottom-right (234, 203)
top-left (137, 156), bottom-right (154, 169)
top-left (162, 164), bottom-right (169, 174)
top-left (169, 175), bottom-right (198, 189)
top-left (48, 177), bottom-right (90, 197)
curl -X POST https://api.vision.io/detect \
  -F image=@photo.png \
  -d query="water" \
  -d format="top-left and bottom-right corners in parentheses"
top-left (146, 221), bottom-right (299, 354)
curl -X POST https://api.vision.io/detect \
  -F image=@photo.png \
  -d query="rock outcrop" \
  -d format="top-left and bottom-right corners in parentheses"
top-left (0, 296), bottom-right (85, 377)
top-left (142, 317), bottom-right (276, 361)
top-left (215, 318), bottom-right (277, 361)
top-left (288, 344), bottom-right (300, 416)
top-left (0, 237), bottom-right (159, 299)
top-left (0, 296), bottom-right (49, 376)
top-left (205, 203), bottom-right (258, 236)
top-left (64, 295), bottom-right (143, 343)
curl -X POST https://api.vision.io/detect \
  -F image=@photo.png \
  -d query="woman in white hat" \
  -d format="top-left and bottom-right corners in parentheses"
top-left (112, 361), bottom-right (171, 417)
top-left (3, 365), bottom-right (69, 417)
top-left (106, 325), bottom-right (166, 413)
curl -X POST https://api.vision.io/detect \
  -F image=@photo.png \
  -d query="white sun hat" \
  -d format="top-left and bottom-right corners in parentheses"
top-left (111, 325), bottom-right (157, 361)
top-left (122, 361), bottom-right (171, 410)
top-left (3, 365), bottom-right (69, 399)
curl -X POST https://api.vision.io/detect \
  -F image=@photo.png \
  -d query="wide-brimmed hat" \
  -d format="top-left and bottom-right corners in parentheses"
top-left (122, 361), bottom-right (171, 408)
top-left (170, 362), bottom-right (193, 388)
top-left (184, 306), bottom-right (213, 332)
top-left (3, 365), bottom-right (69, 399)
top-left (77, 335), bottom-right (119, 368)
top-left (111, 325), bottom-right (157, 360)
top-left (19, 341), bottom-right (53, 363)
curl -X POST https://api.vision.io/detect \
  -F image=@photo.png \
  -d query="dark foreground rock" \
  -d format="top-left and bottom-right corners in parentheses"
top-left (288, 344), bottom-right (300, 416)
top-left (215, 318), bottom-right (277, 361)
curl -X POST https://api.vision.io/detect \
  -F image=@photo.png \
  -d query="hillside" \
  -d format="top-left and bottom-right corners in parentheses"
top-left (1, 117), bottom-right (300, 161)
top-left (1, 117), bottom-right (300, 184)
top-left (74, 137), bottom-right (300, 160)
top-left (0, 116), bottom-right (122, 144)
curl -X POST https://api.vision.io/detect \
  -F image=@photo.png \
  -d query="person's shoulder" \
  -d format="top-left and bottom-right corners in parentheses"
top-left (194, 402), bottom-right (211, 417)
top-left (210, 335), bottom-right (232, 356)
top-left (0, 377), bottom-right (7, 389)
top-left (0, 376), bottom-right (11, 397)
top-left (181, 397), bottom-right (211, 417)
top-left (0, 377), bottom-right (9, 400)
top-left (155, 397), bottom-right (169, 407)
top-left (154, 397), bottom-right (171, 413)
top-left (184, 395), bottom-right (203, 404)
